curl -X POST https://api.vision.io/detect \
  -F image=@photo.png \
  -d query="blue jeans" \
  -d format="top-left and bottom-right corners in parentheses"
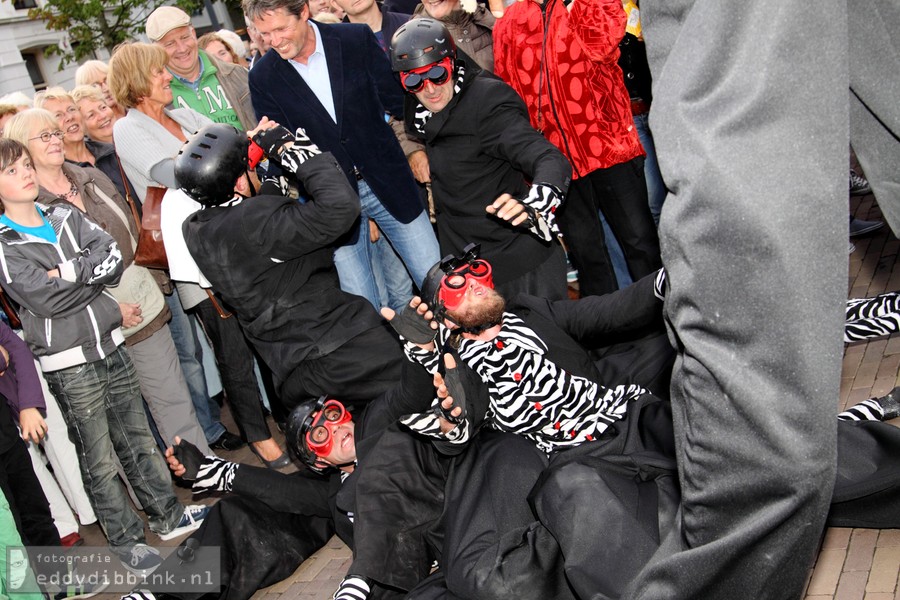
top-left (634, 111), bottom-right (667, 227)
top-left (165, 291), bottom-right (225, 443)
top-left (44, 347), bottom-right (182, 549)
top-left (334, 179), bottom-right (440, 311)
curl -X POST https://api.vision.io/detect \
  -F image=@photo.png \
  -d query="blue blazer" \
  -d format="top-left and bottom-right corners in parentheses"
top-left (249, 21), bottom-right (424, 224)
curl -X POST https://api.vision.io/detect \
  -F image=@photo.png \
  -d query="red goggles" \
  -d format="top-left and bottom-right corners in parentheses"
top-left (439, 259), bottom-right (493, 312)
top-left (400, 57), bottom-right (453, 93)
top-left (303, 399), bottom-right (351, 458)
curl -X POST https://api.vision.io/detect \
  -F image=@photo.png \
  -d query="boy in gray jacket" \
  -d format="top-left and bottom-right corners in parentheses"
top-left (0, 138), bottom-right (207, 573)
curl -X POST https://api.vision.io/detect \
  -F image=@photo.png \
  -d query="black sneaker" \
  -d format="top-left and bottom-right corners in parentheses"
top-left (117, 544), bottom-right (163, 577)
top-left (850, 169), bottom-right (872, 196)
top-left (210, 431), bottom-right (245, 451)
top-left (849, 216), bottom-right (883, 237)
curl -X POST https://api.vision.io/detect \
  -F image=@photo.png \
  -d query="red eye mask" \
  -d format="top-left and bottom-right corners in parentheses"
top-left (439, 259), bottom-right (494, 311)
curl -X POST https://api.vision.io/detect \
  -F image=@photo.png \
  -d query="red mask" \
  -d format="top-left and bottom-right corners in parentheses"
top-left (305, 399), bottom-right (352, 458)
top-left (439, 259), bottom-right (493, 311)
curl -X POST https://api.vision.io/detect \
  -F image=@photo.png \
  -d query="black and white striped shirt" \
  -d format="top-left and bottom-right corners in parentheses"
top-left (401, 313), bottom-right (648, 453)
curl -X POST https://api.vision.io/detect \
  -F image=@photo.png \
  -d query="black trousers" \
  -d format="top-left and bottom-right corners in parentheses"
top-left (0, 436), bottom-right (59, 547)
top-left (279, 322), bottom-right (404, 412)
top-left (191, 298), bottom-right (270, 442)
top-left (556, 158), bottom-right (661, 297)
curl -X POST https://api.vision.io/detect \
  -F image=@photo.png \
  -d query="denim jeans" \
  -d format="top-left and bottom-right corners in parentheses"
top-left (334, 179), bottom-right (440, 310)
top-left (634, 111), bottom-right (667, 227)
top-left (44, 347), bottom-right (182, 549)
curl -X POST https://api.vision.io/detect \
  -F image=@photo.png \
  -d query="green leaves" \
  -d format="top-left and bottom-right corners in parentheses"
top-left (26, 0), bottom-right (203, 68)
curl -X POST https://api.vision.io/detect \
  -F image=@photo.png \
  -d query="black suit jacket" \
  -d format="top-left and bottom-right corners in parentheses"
top-left (249, 21), bottom-right (424, 224)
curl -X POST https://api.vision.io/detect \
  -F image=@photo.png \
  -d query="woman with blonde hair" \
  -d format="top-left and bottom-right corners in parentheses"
top-left (108, 42), bottom-right (287, 467)
top-left (33, 87), bottom-right (133, 206)
top-left (3, 108), bottom-right (213, 457)
top-left (70, 85), bottom-right (116, 144)
top-left (198, 32), bottom-right (239, 65)
top-left (74, 60), bottom-right (126, 118)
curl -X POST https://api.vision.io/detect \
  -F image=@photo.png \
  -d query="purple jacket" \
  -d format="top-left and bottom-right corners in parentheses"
top-left (0, 320), bottom-right (44, 416)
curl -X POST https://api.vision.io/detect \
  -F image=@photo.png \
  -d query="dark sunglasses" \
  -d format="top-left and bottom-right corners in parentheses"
top-left (401, 58), bottom-right (453, 93)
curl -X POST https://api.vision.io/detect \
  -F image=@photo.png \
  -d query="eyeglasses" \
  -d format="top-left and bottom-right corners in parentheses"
top-left (302, 399), bottom-right (351, 458)
top-left (438, 243), bottom-right (494, 311)
top-left (400, 57), bottom-right (453, 93)
top-left (29, 131), bottom-right (64, 143)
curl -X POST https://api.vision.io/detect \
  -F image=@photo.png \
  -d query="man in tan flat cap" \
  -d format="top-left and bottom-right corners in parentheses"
top-left (146, 5), bottom-right (257, 130)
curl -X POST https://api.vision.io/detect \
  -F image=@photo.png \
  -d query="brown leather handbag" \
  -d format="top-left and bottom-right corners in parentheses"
top-left (115, 153), bottom-right (169, 270)
top-left (134, 186), bottom-right (169, 270)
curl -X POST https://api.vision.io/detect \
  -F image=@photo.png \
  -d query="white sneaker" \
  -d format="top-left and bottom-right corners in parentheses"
top-left (157, 505), bottom-right (209, 541)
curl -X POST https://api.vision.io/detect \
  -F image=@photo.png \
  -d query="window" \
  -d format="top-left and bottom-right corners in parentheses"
top-left (13, 0), bottom-right (38, 9)
top-left (22, 52), bottom-right (46, 91)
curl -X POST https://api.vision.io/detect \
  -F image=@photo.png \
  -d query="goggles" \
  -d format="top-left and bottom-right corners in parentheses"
top-left (438, 243), bottom-right (494, 311)
top-left (301, 399), bottom-right (351, 458)
top-left (400, 57), bottom-right (453, 93)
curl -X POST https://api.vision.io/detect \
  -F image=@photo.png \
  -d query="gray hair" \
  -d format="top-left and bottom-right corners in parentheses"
top-left (242, 0), bottom-right (309, 22)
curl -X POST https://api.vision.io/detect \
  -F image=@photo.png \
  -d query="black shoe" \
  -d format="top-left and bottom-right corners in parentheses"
top-left (210, 431), bottom-right (245, 451)
top-left (250, 444), bottom-right (292, 470)
top-left (849, 216), bottom-right (883, 237)
top-left (879, 387), bottom-right (900, 420)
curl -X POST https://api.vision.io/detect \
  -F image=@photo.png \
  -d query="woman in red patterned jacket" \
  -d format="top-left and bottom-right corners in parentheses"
top-left (494, 0), bottom-right (661, 297)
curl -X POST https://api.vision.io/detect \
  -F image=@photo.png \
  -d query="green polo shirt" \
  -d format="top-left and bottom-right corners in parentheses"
top-left (169, 51), bottom-right (240, 127)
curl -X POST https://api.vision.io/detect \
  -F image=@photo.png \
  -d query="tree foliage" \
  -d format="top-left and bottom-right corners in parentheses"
top-left (27, 0), bottom-right (203, 68)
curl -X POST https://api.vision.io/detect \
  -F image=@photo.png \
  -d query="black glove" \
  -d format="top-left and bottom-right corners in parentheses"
top-left (437, 363), bottom-right (467, 424)
top-left (173, 439), bottom-right (206, 480)
top-left (388, 303), bottom-right (438, 344)
top-left (252, 125), bottom-right (295, 158)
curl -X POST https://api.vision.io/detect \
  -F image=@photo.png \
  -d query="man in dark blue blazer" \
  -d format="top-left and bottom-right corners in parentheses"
top-left (244, 0), bottom-right (440, 309)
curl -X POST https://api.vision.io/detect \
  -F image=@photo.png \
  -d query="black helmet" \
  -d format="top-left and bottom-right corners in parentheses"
top-left (175, 124), bottom-right (248, 207)
top-left (390, 18), bottom-right (456, 72)
top-left (285, 397), bottom-right (328, 473)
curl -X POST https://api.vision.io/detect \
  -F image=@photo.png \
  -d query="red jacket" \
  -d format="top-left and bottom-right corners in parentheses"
top-left (494, 0), bottom-right (644, 178)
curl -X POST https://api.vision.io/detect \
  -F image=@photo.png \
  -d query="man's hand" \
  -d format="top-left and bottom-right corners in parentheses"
top-left (118, 303), bottom-right (143, 329)
top-left (407, 150), bottom-right (431, 184)
top-left (46, 268), bottom-right (60, 279)
top-left (247, 115), bottom-right (279, 139)
top-left (433, 354), bottom-right (466, 432)
top-left (486, 193), bottom-right (530, 227)
top-left (165, 437), bottom-right (188, 478)
top-left (19, 407), bottom-right (47, 444)
top-left (368, 219), bottom-right (380, 244)
top-left (381, 296), bottom-right (438, 347)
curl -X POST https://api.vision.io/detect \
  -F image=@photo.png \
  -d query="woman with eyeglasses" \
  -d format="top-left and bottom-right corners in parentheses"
top-left (34, 87), bottom-right (134, 203)
top-left (2, 108), bottom-right (213, 459)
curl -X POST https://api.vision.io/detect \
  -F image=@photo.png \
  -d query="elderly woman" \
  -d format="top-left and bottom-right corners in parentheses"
top-left (198, 32), bottom-right (239, 65)
top-left (412, 0), bottom-right (495, 71)
top-left (71, 85), bottom-right (116, 144)
top-left (34, 87), bottom-right (133, 202)
top-left (74, 60), bottom-right (126, 119)
top-left (3, 108), bottom-right (213, 456)
top-left (108, 42), bottom-right (288, 468)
